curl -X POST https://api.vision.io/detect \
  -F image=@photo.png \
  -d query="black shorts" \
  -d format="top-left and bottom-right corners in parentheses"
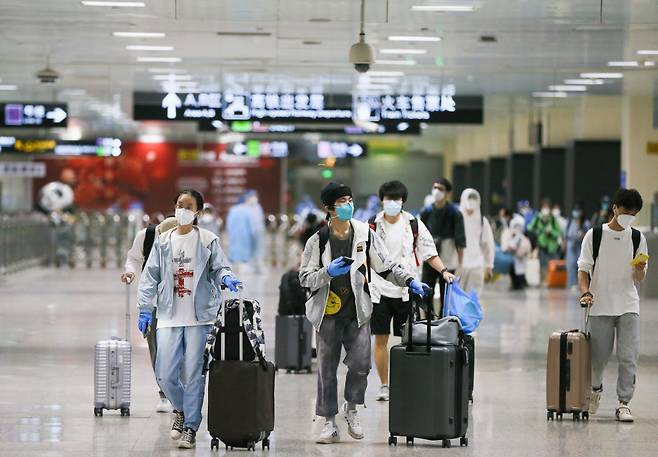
top-left (370, 296), bottom-right (411, 336)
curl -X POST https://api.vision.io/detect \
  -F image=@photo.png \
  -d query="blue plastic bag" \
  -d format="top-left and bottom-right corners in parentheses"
top-left (444, 281), bottom-right (483, 334)
top-left (493, 244), bottom-right (514, 274)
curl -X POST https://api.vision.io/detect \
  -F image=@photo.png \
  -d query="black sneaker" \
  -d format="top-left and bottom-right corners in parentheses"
top-left (170, 410), bottom-right (184, 440)
top-left (178, 427), bottom-right (196, 449)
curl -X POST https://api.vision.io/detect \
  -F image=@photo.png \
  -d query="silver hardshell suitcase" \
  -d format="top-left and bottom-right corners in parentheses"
top-left (94, 284), bottom-right (132, 417)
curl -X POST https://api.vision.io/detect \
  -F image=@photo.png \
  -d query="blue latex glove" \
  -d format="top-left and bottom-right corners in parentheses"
top-left (408, 279), bottom-right (431, 297)
top-left (327, 257), bottom-right (352, 278)
top-left (222, 275), bottom-right (243, 293)
top-left (138, 311), bottom-right (152, 335)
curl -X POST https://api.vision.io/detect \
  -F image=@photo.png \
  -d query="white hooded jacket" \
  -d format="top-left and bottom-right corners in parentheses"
top-left (459, 188), bottom-right (495, 270)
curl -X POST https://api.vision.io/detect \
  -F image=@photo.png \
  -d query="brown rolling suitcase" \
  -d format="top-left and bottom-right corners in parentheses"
top-left (546, 304), bottom-right (591, 421)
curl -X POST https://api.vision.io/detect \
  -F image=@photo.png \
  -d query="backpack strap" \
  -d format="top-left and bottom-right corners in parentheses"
top-left (591, 226), bottom-right (603, 274)
top-left (368, 215), bottom-right (377, 232)
top-left (141, 224), bottom-right (157, 271)
top-left (631, 228), bottom-right (641, 258)
top-left (317, 225), bottom-right (330, 267)
top-left (409, 217), bottom-right (420, 267)
top-left (366, 228), bottom-right (372, 283)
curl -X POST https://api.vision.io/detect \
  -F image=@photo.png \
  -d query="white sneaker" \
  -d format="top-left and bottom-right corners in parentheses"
top-left (156, 397), bottom-right (172, 413)
top-left (316, 421), bottom-right (340, 444)
top-left (590, 389), bottom-right (602, 415)
top-left (616, 403), bottom-right (634, 422)
top-left (342, 403), bottom-right (364, 440)
top-left (376, 385), bottom-right (389, 402)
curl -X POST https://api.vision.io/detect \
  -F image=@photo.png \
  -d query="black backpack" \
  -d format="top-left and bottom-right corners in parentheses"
top-left (278, 270), bottom-right (308, 316)
top-left (141, 224), bottom-right (157, 271)
top-left (591, 226), bottom-right (641, 274)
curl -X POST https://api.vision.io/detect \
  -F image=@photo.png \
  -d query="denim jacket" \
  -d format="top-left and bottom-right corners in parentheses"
top-left (137, 227), bottom-right (233, 323)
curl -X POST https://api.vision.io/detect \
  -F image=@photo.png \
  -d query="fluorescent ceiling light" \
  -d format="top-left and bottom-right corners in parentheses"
top-left (532, 91), bottom-right (568, 98)
top-left (81, 1), bottom-right (145, 6)
top-left (388, 36), bottom-right (441, 42)
top-left (564, 79), bottom-right (604, 85)
top-left (365, 77), bottom-right (399, 83)
top-left (148, 67), bottom-right (187, 73)
top-left (153, 74), bottom-right (193, 80)
top-left (367, 71), bottom-right (405, 76)
top-left (548, 85), bottom-right (587, 91)
top-left (375, 60), bottom-right (417, 66)
top-left (127, 45), bottom-right (174, 51)
top-left (137, 57), bottom-right (182, 63)
top-left (411, 5), bottom-right (475, 12)
top-left (0, 84), bottom-right (17, 91)
top-left (644, 61), bottom-right (656, 67)
top-left (580, 72), bottom-right (623, 78)
top-left (380, 49), bottom-right (427, 55)
top-left (607, 61), bottom-right (639, 67)
top-left (113, 32), bottom-right (165, 38)
top-left (637, 50), bottom-right (658, 55)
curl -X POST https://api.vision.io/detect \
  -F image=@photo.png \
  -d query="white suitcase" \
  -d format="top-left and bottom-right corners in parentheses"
top-left (94, 284), bottom-right (132, 417)
top-left (526, 257), bottom-right (541, 287)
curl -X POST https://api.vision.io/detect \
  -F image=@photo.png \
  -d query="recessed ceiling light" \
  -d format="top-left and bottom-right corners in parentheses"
top-left (127, 45), bottom-right (174, 51)
top-left (152, 74), bottom-right (193, 80)
top-left (137, 57), bottom-right (182, 63)
top-left (388, 36), bottom-right (441, 42)
top-left (580, 72), bottom-right (623, 78)
top-left (368, 71), bottom-right (405, 76)
top-left (548, 85), bottom-right (587, 91)
top-left (148, 68), bottom-right (187, 73)
top-left (607, 61), bottom-right (639, 67)
top-left (81, 1), bottom-right (145, 6)
top-left (637, 50), bottom-right (658, 55)
top-left (564, 79), bottom-right (605, 85)
top-left (644, 61), bottom-right (656, 67)
top-left (374, 60), bottom-right (417, 66)
top-left (411, 5), bottom-right (475, 12)
top-left (532, 91), bottom-right (568, 98)
top-left (113, 32), bottom-right (165, 38)
top-left (0, 84), bottom-right (17, 91)
top-left (380, 49), bottom-right (427, 55)
top-left (365, 77), bottom-right (399, 83)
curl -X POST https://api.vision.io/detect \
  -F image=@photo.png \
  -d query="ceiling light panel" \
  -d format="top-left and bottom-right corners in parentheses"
top-left (126, 45), bottom-right (174, 51)
top-left (637, 50), bottom-right (658, 55)
top-left (152, 74), bottom-right (193, 80)
top-left (0, 85), bottom-right (17, 91)
top-left (532, 91), bottom-right (568, 98)
top-left (580, 72), bottom-right (623, 78)
top-left (380, 49), bottom-right (428, 55)
top-left (607, 61), bottom-right (639, 67)
top-left (374, 60), bottom-right (417, 66)
top-left (113, 32), bottom-right (165, 38)
top-left (548, 85), bottom-right (587, 91)
top-left (137, 57), bottom-right (182, 63)
top-left (388, 36), bottom-right (441, 42)
top-left (564, 79), bottom-right (604, 85)
top-left (81, 1), bottom-right (145, 6)
top-left (411, 5), bottom-right (475, 12)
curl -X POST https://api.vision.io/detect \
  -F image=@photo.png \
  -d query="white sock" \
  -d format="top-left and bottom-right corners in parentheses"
top-left (325, 415), bottom-right (336, 425)
top-left (347, 402), bottom-right (357, 411)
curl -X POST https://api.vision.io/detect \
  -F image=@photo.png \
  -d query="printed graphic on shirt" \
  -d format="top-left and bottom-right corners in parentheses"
top-left (173, 249), bottom-right (193, 298)
top-left (325, 290), bottom-right (343, 315)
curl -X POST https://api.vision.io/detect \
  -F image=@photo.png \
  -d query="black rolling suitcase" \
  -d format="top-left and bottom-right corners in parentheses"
top-left (206, 294), bottom-right (275, 452)
top-left (275, 315), bottom-right (313, 373)
top-left (389, 297), bottom-right (470, 448)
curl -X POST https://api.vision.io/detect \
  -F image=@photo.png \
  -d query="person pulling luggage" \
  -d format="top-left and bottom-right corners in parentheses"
top-left (299, 182), bottom-right (429, 444)
top-left (121, 215), bottom-right (177, 413)
top-left (368, 180), bottom-right (455, 401)
top-left (137, 189), bottom-right (243, 449)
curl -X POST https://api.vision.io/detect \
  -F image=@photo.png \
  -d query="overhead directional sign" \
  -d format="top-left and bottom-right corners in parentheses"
top-left (0, 103), bottom-right (69, 128)
top-left (134, 91), bottom-right (222, 121)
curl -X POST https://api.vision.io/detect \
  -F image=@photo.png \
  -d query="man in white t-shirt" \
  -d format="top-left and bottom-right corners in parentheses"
top-left (578, 188), bottom-right (649, 423)
top-left (369, 181), bottom-right (456, 401)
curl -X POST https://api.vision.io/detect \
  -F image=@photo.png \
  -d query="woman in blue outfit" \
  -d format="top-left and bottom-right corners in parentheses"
top-left (137, 190), bottom-right (242, 450)
top-left (565, 203), bottom-right (589, 288)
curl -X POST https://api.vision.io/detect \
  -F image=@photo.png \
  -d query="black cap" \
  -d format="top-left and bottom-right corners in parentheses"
top-left (321, 182), bottom-right (352, 206)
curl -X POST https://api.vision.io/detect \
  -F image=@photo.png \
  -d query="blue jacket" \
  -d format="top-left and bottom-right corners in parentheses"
top-left (137, 227), bottom-right (233, 323)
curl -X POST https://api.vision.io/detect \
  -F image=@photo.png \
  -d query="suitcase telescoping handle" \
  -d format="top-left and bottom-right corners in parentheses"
top-left (125, 283), bottom-right (131, 343)
top-left (220, 285), bottom-right (245, 361)
top-left (579, 298), bottom-right (591, 336)
top-left (406, 293), bottom-right (432, 354)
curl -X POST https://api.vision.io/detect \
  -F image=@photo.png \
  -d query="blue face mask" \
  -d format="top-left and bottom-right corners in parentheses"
top-left (335, 202), bottom-right (354, 221)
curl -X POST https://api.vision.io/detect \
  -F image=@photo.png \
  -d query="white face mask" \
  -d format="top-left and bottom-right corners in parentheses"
top-left (175, 207), bottom-right (196, 226)
top-left (383, 200), bottom-right (403, 217)
top-left (617, 214), bottom-right (635, 229)
top-left (200, 214), bottom-right (214, 223)
top-left (465, 199), bottom-right (478, 211)
top-left (552, 209), bottom-right (561, 217)
top-left (432, 188), bottom-right (445, 202)
top-left (541, 208), bottom-right (551, 217)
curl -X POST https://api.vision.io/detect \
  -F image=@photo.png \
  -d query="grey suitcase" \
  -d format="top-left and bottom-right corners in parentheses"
top-left (94, 284), bottom-right (132, 417)
top-left (274, 315), bottom-right (312, 373)
top-left (388, 297), bottom-right (470, 448)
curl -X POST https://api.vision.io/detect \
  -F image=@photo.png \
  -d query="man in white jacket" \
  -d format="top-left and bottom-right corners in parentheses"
top-left (458, 189), bottom-right (495, 296)
top-left (121, 216), bottom-right (177, 413)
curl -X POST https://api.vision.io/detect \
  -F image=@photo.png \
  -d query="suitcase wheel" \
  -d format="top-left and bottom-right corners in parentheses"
top-left (582, 412), bottom-right (589, 421)
top-left (388, 435), bottom-right (397, 446)
top-left (286, 369), bottom-right (292, 374)
top-left (556, 413), bottom-right (563, 421)
top-left (460, 437), bottom-right (468, 447)
top-left (442, 439), bottom-right (452, 448)
top-left (247, 441), bottom-right (256, 451)
top-left (94, 408), bottom-right (103, 417)
top-left (306, 367), bottom-right (312, 374)
top-left (120, 408), bottom-right (130, 417)
top-left (262, 438), bottom-right (270, 450)
top-left (405, 437), bottom-right (414, 446)
top-left (547, 411), bottom-right (554, 421)
top-left (572, 412), bottom-right (581, 422)
top-left (210, 438), bottom-right (219, 451)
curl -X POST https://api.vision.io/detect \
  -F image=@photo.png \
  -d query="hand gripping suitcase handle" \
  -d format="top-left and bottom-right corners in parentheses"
top-left (406, 293), bottom-right (432, 354)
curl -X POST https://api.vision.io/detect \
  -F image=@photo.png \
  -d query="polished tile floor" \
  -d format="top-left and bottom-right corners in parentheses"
top-left (1, 267), bottom-right (657, 457)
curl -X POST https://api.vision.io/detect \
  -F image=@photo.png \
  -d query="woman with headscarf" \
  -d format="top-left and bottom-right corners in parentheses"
top-left (458, 189), bottom-right (495, 296)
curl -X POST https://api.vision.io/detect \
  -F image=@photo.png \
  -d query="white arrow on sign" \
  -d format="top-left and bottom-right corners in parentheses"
top-left (162, 92), bottom-right (182, 119)
top-left (46, 107), bottom-right (68, 124)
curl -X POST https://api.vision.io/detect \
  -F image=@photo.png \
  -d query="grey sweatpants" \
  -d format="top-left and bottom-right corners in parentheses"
top-left (590, 313), bottom-right (640, 403)
top-left (316, 317), bottom-right (371, 417)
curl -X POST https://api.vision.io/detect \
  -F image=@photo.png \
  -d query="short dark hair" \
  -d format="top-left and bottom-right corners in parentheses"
top-left (541, 198), bottom-right (552, 207)
top-left (379, 180), bottom-right (408, 203)
top-left (175, 189), bottom-right (204, 212)
top-left (612, 188), bottom-right (643, 212)
top-left (435, 178), bottom-right (453, 193)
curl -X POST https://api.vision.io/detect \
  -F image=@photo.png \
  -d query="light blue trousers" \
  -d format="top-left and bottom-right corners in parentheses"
top-left (156, 325), bottom-right (213, 431)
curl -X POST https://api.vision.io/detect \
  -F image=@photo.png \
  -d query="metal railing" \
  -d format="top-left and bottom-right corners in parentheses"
top-left (0, 213), bottom-right (52, 276)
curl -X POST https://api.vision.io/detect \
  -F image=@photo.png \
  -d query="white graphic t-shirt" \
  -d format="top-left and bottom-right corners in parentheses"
top-left (157, 230), bottom-right (213, 328)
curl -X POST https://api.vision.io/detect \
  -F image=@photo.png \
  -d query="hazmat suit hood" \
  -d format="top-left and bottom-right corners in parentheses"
top-left (459, 188), bottom-right (482, 218)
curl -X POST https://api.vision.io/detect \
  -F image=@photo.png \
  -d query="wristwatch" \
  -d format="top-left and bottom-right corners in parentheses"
top-left (440, 268), bottom-right (449, 276)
